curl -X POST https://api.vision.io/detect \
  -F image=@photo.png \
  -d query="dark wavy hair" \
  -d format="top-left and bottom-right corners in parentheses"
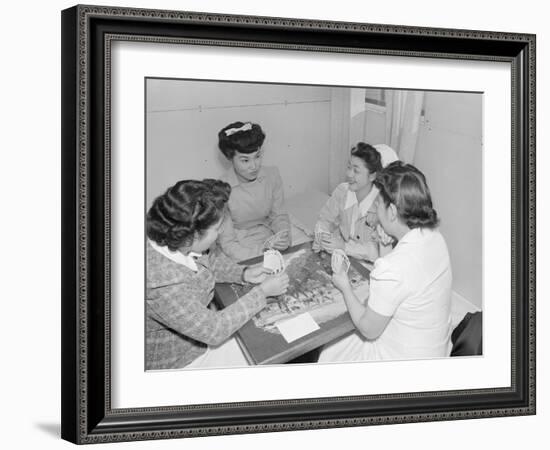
top-left (218, 121), bottom-right (266, 159)
top-left (350, 142), bottom-right (383, 175)
top-left (147, 179), bottom-right (231, 251)
top-left (374, 161), bottom-right (439, 229)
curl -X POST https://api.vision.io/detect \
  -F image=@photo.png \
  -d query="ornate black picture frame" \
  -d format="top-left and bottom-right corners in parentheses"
top-left (61, 4), bottom-right (536, 444)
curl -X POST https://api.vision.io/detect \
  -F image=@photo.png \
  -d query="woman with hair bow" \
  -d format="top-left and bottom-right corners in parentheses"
top-left (216, 121), bottom-right (292, 261)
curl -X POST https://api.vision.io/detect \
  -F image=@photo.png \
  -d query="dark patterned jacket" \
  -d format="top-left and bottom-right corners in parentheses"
top-left (146, 242), bottom-right (266, 370)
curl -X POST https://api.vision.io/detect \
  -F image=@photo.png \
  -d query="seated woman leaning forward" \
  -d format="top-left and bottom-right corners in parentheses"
top-left (146, 179), bottom-right (289, 370)
top-left (319, 161), bottom-right (453, 362)
top-left (314, 142), bottom-right (393, 262)
top-left (216, 121), bottom-right (291, 262)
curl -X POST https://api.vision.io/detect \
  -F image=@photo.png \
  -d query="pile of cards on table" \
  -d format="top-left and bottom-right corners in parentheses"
top-left (263, 249), bottom-right (285, 274)
top-left (331, 249), bottom-right (350, 274)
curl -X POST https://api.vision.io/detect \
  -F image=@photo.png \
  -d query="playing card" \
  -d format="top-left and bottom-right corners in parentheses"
top-left (375, 224), bottom-right (393, 246)
top-left (263, 249), bottom-right (285, 274)
top-left (331, 249), bottom-right (350, 273)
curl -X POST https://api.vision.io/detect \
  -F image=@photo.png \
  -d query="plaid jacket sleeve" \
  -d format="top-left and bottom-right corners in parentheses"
top-left (208, 248), bottom-right (246, 283)
top-left (148, 282), bottom-right (266, 347)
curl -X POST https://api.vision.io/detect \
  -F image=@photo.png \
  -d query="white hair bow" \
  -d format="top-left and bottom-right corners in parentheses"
top-left (224, 122), bottom-right (252, 136)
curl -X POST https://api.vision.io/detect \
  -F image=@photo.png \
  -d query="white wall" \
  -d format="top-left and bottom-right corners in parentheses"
top-left (361, 89), bottom-right (483, 309)
top-left (363, 108), bottom-right (387, 144)
top-left (5, 1), bottom-right (547, 450)
top-left (146, 79), bottom-right (331, 205)
top-left (414, 92), bottom-right (483, 308)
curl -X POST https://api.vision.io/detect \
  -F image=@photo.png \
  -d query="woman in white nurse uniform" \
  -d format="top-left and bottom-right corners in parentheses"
top-left (319, 161), bottom-right (453, 362)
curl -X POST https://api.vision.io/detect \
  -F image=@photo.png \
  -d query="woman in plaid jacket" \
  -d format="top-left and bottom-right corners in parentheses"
top-left (146, 179), bottom-right (289, 370)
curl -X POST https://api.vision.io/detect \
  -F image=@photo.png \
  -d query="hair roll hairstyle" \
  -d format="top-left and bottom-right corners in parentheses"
top-left (218, 121), bottom-right (266, 159)
top-left (374, 161), bottom-right (439, 229)
top-left (147, 179), bottom-right (231, 251)
top-left (350, 142), bottom-right (383, 175)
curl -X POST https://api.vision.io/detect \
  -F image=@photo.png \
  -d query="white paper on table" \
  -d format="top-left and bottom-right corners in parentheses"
top-left (275, 312), bottom-right (320, 343)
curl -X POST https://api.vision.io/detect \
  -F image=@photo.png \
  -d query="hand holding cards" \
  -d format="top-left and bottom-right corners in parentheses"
top-left (331, 249), bottom-right (350, 274)
top-left (261, 249), bottom-right (289, 298)
top-left (331, 249), bottom-right (353, 294)
top-left (263, 249), bottom-right (285, 274)
top-left (313, 223), bottom-right (331, 252)
top-left (263, 230), bottom-right (290, 251)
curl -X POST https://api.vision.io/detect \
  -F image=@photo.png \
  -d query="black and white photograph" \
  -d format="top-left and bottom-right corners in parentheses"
top-left (3, 0), bottom-right (547, 446)
top-left (56, 2), bottom-right (537, 446)
top-left (145, 79), bottom-right (483, 370)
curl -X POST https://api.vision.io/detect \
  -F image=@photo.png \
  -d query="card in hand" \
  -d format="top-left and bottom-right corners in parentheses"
top-left (263, 249), bottom-right (285, 274)
top-left (331, 249), bottom-right (350, 274)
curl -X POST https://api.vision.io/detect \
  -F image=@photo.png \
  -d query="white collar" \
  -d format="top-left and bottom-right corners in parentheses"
top-left (395, 228), bottom-right (434, 248)
top-left (344, 184), bottom-right (379, 217)
top-left (149, 239), bottom-right (202, 272)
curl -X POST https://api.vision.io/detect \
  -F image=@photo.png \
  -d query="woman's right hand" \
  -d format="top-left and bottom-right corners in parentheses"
top-left (260, 273), bottom-right (290, 297)
top-left (332, 270), bottom-right (352, 294)
top-left (271, 230), bottom-right (290, 251)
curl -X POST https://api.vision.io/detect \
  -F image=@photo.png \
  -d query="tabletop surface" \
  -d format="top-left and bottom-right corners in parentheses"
top-left (214, 242), bottom-right (371, 365)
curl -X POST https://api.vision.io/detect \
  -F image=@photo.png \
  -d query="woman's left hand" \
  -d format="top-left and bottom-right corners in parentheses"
top-left (332, 270), bottom-right (352, 294)
top-left (243, 266), bottom-right (273, 284)
top-left (321, 233), bottom-right (345, 253)
top-left (271, 230), bottom-right (291, 251)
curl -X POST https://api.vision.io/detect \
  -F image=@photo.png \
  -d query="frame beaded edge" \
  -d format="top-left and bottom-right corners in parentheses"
top-left (73, 4), bottom-right (536, 442)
